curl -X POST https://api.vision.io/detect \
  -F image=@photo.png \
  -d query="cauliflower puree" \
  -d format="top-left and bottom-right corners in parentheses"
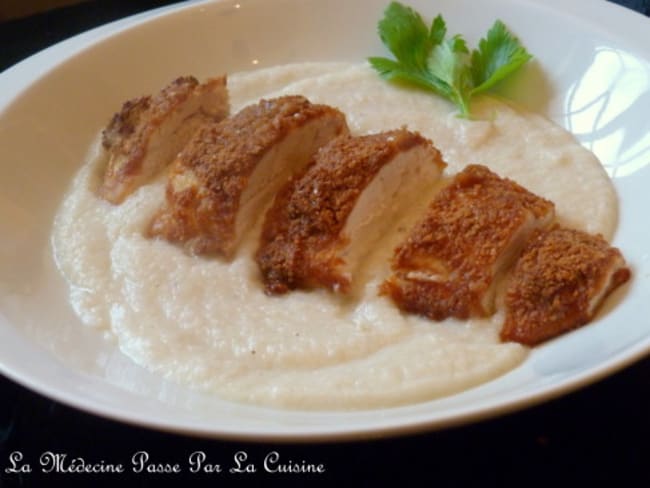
top-left (52, 63), bottom-right (617, 409)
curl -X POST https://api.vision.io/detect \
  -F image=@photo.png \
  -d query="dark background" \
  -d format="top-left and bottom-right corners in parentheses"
top-left (1, 1), bottom-right (649, 486)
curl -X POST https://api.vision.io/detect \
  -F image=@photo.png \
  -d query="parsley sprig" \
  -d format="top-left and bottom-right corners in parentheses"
top-left (368, 2), bottom-right (532, 117)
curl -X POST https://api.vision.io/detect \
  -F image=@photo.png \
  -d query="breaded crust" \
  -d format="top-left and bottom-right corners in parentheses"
top-left (256, 129), bottom-right (445, 294)
top-left (147, 95), bottom-right (348, 256)
top-left (501, 226), bottom-right (630, 346)
top-left (381, 164), bottom-right (555, 320)
top-left (99, 75), bottom-right (229, 204)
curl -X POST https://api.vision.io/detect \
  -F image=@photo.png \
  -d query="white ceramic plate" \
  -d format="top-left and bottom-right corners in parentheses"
top-left (1, 0), bottom-right (649, 441)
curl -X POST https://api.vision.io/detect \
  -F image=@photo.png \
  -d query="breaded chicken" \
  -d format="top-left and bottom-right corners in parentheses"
top-left (99, 76), bottom-right (229, 204)
top-left (501, 226), bottom-right (630, 346)
top-left (256, 129), bottom-right (446, 295)
top-left (147, 95), bottom-right (349, 257)
top-left (381, 164), bottom-right (555, 320)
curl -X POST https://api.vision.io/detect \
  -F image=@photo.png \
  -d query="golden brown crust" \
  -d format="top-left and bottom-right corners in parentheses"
top-left (101, 95), bottom-right (152, 152)
top-left (501, 226), bottom-right (630, 346)
top-left (99, 76), bottom-right (228, 204)
top-left (256, 129), bottom-right (444, 294)
top-left (381, 164), bottom-right (555, 319)
top-left (148, 95), bottom-right (348, 256)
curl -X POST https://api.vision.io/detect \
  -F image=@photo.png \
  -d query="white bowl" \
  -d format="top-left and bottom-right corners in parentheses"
top-left (0, 0), bottom-right (649, 440)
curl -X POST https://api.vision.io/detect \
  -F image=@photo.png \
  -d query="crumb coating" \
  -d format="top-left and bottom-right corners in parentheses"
top-left (382, 164), bottom-right (555, 320)
top-left (148, 95), bottom-right (348, 256)
top-left (501, 226), bottom-right (630, 346)
top-left (100, 76), bottom-right (228, 203)
top-left (257, 129), bottom-right (444, 294)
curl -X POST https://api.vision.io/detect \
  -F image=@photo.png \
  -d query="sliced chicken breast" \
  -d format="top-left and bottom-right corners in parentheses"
top-left (147, 95), bottom-right (349, 257)
top-left (501, 226), bottom-right (630, 346)
top-left (99, 75), bottom-right (229, 204)
top-left (256, 129), bottom-right (446, 295)
top-left (381, 164), bottom-right (555, 320)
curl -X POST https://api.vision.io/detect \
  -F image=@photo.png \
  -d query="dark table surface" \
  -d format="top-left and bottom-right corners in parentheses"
top-left (1, 1), bottom-right (649, 486)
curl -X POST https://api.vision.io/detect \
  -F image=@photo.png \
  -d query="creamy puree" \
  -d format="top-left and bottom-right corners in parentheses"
top-left (52, 63), bottom-right (618, 410)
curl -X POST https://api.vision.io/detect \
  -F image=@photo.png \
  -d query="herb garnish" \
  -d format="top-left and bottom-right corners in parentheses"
top-left (368, 2), bottom-right (532, 117)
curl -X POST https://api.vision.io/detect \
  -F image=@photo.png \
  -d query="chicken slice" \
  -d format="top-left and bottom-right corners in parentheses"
top-left (381, 164), bottom-right (555, 320)
top-left (501, 226), bottom-right (630, 346)
top-left (147, 95), bottom-right (349, 257)
top-left (256, 129), bottom-right (446, 295)
top-left (99, 75), bottom-right (229, 204)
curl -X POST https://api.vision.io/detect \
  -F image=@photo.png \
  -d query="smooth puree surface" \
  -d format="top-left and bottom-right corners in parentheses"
top-left (51, 63), bottom-right (618, 409)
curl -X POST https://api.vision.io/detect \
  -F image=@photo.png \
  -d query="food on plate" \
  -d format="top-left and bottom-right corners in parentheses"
top-left (52, 62), bottom-right (621, 409)
top-left (381, 164), bottom-right (555, 320)
top-left (256, 129), bottom-right (446, 294)
top-left (147, 95), bottom-right (348, 257)
top-left (368, 2), bottom-right (531, 117)
top-left (99, 76), bottom-right (229, 204)
top-left (501, 226), bottom-right (630, 346)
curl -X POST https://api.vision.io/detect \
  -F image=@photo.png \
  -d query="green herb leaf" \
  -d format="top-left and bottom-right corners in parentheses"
top-left (368, 56), bottom-right (440, 92)
top-left (470, 20), bottom-right (532, 94)
top-left (427, 38), bottom-right (472, 114)
top-left (429, 14), bottom-right (447, 46)
top-left (377, 2), bottom-right (431, 72)
top-left (368, 2), bottom-right (532, 117)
